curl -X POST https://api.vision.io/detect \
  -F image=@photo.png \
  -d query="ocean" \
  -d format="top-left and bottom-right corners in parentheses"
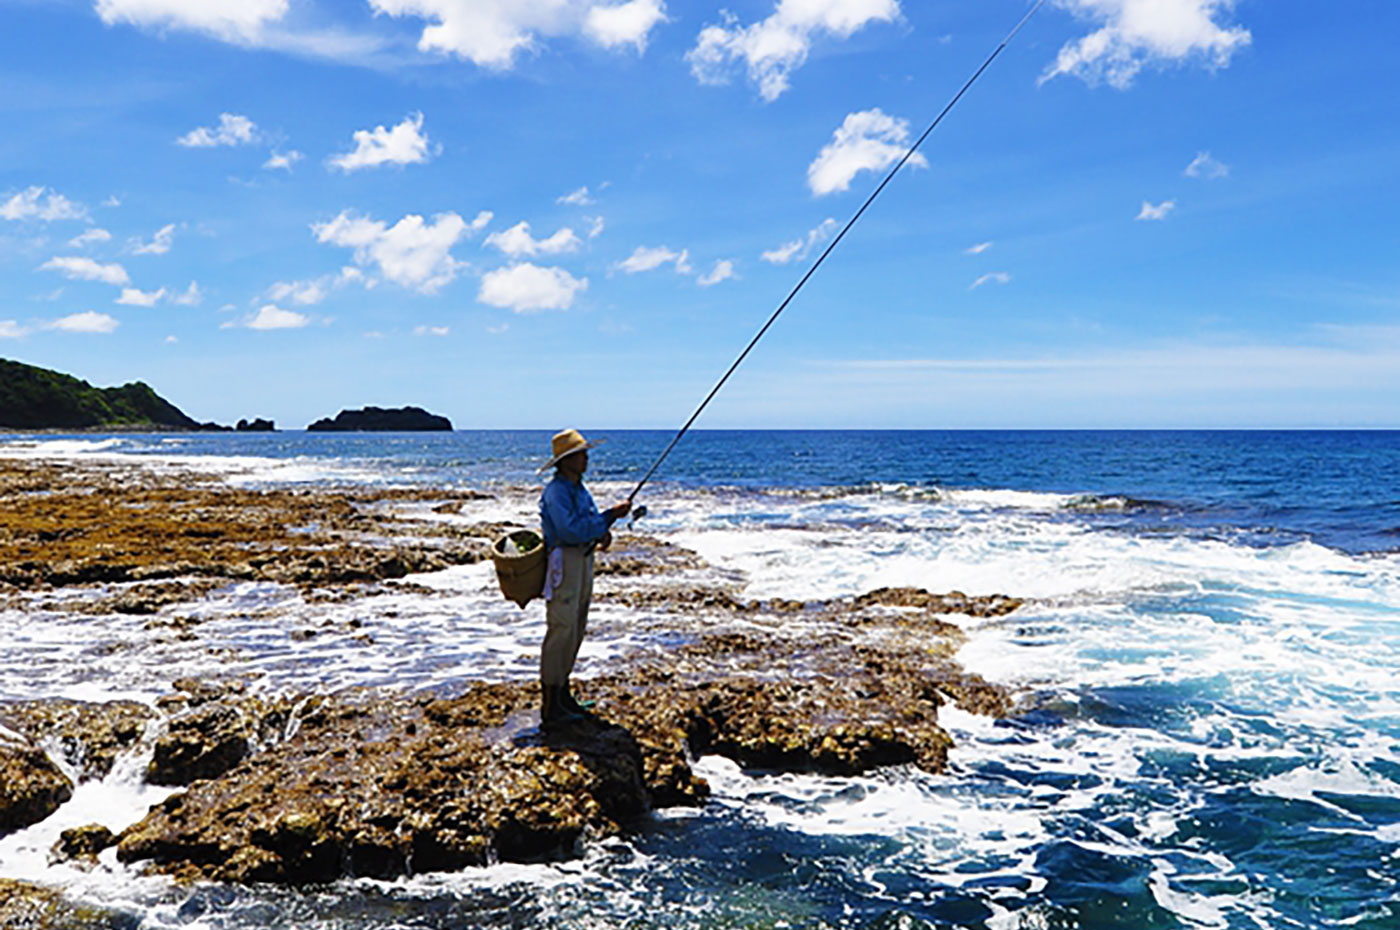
top-left (2, 429), bottom-right (1398, 929)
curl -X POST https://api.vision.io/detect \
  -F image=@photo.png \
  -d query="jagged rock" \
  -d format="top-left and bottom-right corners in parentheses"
top-left (50, 824), bottom-right (115, 865)
top-left (0, 740), bottom-right (72, 834)
top-left (0, 699), bottom-right (155, 781)
top-left (853, 586), bottom-right (1024, 617)
top-left (306, 406), bottom-right (452, 432)
top-left (0, 878), bottom-right (137, 929)
top-left (235, 418), bottom-right (275, 431)
top-left (0, 460), bottom-right (491, 591)
top-left (147, 703), bottom-right (250, 786)
top-left (118, 685), bottom-right (652, 883)
top-left (72, 580), bottom-right (220, 616)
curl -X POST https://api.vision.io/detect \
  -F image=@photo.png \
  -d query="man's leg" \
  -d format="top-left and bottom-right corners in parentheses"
top-left (541, 547), bottom-right (587, 722)
top-left (563, 550), bottom-right (594, 679)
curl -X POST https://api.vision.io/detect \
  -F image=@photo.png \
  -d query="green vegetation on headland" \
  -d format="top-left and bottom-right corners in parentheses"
top-left (0, 358), bottom-right (450, 432)
top-left (0, 358), bottom-right (220, 431)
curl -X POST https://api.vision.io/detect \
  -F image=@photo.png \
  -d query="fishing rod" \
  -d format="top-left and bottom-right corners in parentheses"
top-left (626, 0), bottom-right (1047, 521)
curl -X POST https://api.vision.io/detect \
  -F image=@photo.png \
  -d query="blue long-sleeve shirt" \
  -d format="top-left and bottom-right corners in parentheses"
top-left (540, 475), bottom-right (616, 549)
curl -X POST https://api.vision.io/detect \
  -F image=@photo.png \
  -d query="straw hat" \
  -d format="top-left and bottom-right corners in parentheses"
top-left (538, 428), bottom-right (604, 473)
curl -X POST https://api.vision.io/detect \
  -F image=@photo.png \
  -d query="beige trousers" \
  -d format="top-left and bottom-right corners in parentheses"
top-left (541, 546), bottom-right (593, 686)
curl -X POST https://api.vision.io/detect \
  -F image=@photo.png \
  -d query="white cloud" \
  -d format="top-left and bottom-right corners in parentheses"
top-left (165, 335), bottom-right (178, 344)
top-left (698, 259), bottom-right (736, 287)
top-left (468, 210), bottom-right (494, 233)
top-left (964, 241), bottom-right (992, 255)
top-left (414, 324), bottom-right (451, 336)
top-left (807, 108), bottom-right (926, 197)
top-left (265, 267), bottom-right (371, 305)
top-left (131, 223), bottom-right (176, 255)
top-left (173, 281), bottom-right (203, 306)
top-left (1042, 0), bottom-right (1251, 89)
top-left (2, 186), bottom-right (88, 222)
top-left (587, 216), bottom-right (605, 239)
top-left (96, 0), bottom-right (288, 42)
top-left (478, 263), bottom-right (588, 313)
top-left (177, 113), bottom-right (260, 148)
top-left (0, 321), bottom-right (27, 339)
top-left (367, 0), bottom-right (668, 69)
top-left (557, 186), bottom-right (595, 206)
top-left (617, 245), bottom-right (692, 275)
top-left (762, 217), bottom-right (837, 264)
top-left (246, 304), bottom-right (311, 330)
top-left (264, 150), bottom-right (305, 171)
top-left (40, 256), bottom-right (131, 286)
top-left (268, 278), bottom-right (328, 305)
top-left (484, 221), bottom-right (582, 258)
top-left (970, 271), bottom-right (1011, 290)
top-left (1184, 150), bottom-right (1229, 179)
top-left (69, 228), bottom-right (112, 249)
top-left (329, 112), bottom-right (435, 172)
top-left (117, 286), bottom-right (167, 306)
top-left (585, 0), bottom-right (667, 51)
top-left (50, 311), bottom-right (118, 334)
top-left (313, 210), bottom-right (472, 294)
top-left (687, 0), bottom-right (900, 101)
top-left (487, 323), bottom-right (509, 334)
top-left (1136, 199), bottom-right (1176, 221)
top-left (103, 195), bottom-right (122, 208)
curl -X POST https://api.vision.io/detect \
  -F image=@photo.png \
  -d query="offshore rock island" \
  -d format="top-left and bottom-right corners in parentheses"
top-left (0, 455), bottom-right (1022, 891)
top-left (306, 406), bottom-right (452, 431)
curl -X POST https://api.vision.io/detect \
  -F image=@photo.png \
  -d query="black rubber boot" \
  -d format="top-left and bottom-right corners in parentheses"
top-left (541, 684), bottom-right (584, 726)
top-left (560, 687), bottom-right (596, 715)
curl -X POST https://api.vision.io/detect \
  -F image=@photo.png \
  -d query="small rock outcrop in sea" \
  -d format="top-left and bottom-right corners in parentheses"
top-left (0, 740), bottom-right (72, 834)
top-left (235, 417), bottom-right (275, 431)
top-left (51, 824), bottom-right (116, 866)
top-left (306, 406), bottom-right (452, 432)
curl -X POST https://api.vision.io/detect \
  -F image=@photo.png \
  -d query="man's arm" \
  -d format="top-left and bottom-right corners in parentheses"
top-left (542, 481), bottom-right (613, 546)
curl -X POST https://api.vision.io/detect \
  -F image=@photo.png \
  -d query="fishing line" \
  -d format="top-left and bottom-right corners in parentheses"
top-left (625, 0), bottom-right (1047, 513)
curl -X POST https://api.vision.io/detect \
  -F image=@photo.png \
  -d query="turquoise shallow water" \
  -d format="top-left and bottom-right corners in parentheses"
top-left (2, 430), bottom-right (1398, 928)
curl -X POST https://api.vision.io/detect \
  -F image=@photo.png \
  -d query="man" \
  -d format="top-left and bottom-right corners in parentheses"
top-left (538, 428), bottom-right (630, 725)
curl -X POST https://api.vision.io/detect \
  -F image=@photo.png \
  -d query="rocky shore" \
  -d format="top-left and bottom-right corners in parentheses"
top-left (0, 456), bottom-right (1025, 892)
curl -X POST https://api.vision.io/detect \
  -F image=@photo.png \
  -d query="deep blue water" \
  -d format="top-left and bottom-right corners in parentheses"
top-left (53, 429), bottom-right (1400, 554)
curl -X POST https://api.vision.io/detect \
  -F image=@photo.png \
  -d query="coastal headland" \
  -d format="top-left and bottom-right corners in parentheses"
top-left (0, 454), bottom-right (1022, 901)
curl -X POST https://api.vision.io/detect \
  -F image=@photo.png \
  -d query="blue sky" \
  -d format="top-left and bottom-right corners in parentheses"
top-left (2, 0), bottom-right (1397, 429)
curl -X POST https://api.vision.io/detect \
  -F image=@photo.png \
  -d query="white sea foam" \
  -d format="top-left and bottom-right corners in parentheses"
top-left (0, 437), bottom-right (129, 456)
top-left (2, 444), bottom-right (1398, 928)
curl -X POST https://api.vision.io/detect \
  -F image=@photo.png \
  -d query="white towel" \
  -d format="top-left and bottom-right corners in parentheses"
top-left (542, 547), bottom-right (565, 600)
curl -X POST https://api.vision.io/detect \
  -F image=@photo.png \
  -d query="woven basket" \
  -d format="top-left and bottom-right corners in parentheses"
top-left (490, 529), bottom-right (545, 608)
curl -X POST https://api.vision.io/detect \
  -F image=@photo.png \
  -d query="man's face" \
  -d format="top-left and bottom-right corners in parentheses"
top-left (561, 448), bottom-right (588, 477)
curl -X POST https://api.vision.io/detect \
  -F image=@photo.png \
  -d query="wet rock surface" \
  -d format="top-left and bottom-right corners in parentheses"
top-left (0, 878), bottom-right (136, 929)
top-left (117, 685), bottom-right (652, 883)
top-left (113, 607), bottom-right (1010, 885)
top-left (0, 699), bottom-right (156, 782)
top-left (50, 824), bottom-right (116, 865)
top-left (0, 460), bottom-right (489, 591)
top-left (146, 703), bottom-right (251, 786)
top-left (0, 457), bottom-right (1026, 887)
top-left (0, 740), bottom-right (72, 834)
